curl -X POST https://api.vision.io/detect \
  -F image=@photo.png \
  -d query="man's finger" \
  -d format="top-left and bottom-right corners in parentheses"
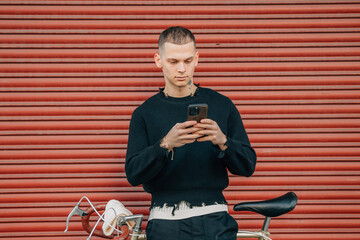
top-left (180, 121), bottom-right (197, 129)
top-left (182, 139), bottom-right (197, 144)
top-left (195, 129), bottom-right (216, 136)
top-left (180, 126), bottom-right (203, 135)
top-left (195, 123), bottom-right (214, 130)
top-left (200, 118), bottom-right (214, 124)
top-left (182, 131), bottom-right (203, 139)
top-left (196, 135), bottom-right (213, 142)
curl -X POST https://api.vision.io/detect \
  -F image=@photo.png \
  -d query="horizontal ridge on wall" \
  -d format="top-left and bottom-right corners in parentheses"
top-left (1, 4), bottom-right (360, 19)
top-left (1, 0), bottom-right (360, 5)
top-left (2, 34), bottom-right (360, 49)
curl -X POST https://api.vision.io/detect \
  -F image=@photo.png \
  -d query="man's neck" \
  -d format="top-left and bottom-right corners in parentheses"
top-left (163, 84), bottom-right (197, 98)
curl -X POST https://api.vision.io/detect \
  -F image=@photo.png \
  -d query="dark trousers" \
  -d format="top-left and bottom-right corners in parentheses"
top-left (146, 211), bottom-right (238, 240)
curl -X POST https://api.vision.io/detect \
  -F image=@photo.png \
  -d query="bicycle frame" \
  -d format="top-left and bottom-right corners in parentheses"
top-left (65, 192), bottom-right (297, 240)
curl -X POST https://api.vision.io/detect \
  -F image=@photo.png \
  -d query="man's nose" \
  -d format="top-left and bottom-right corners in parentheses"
top-left (177, 62), bottom-right (185, 73)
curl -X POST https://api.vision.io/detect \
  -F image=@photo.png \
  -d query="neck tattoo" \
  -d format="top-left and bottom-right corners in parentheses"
top-left (163, 81), bottom-right (196, 98)
top-left (188, 80), bottom-right (194, 97)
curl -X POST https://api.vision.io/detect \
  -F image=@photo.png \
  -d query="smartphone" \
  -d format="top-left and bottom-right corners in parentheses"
top-left (187, 103), bottom-right (208, 122)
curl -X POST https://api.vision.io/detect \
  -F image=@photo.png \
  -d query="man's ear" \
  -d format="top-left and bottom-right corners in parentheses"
top-left (195, 51), bottom-right (199, 67)
top-left (154, 53), bottom-right (162, 68)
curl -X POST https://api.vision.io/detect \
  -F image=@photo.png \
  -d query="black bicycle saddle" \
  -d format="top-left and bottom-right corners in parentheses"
top-left (233, 192), bottom-right (298, 218)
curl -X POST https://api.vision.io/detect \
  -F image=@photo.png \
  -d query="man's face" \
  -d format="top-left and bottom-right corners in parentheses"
top-left (154, 42), bottom-right (199, 90)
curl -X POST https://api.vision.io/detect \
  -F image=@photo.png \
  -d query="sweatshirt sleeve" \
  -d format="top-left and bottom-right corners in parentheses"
top-left (222, 102), bottom-right (257, 177)
top-left (125, 108), bottom-right (169, 186)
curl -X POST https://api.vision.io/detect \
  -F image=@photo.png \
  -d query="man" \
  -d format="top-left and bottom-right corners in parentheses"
top-left (125, 26), bottom-right (256, 240)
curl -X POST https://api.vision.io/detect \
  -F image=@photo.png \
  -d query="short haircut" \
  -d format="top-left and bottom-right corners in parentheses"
top-left (158, 26), bottom-right (196, 53)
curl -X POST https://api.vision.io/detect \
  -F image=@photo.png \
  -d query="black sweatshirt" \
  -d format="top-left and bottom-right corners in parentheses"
top-left (125, 87), bottom-right (256, 208)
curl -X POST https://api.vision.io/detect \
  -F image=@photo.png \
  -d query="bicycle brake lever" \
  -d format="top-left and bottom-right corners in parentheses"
top-left (64, 203), bottom-right (88, 232)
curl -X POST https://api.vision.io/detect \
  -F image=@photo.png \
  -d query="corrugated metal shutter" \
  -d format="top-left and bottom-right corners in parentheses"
top-left (1, 0), bottom-right (359, 239)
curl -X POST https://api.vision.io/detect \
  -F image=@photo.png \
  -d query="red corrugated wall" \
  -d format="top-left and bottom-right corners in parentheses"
top-left (1, 0), bottom-right (360, 239)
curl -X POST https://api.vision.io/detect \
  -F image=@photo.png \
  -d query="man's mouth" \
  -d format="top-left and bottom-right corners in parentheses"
top-left (176, 76), bottom-right (187, 81)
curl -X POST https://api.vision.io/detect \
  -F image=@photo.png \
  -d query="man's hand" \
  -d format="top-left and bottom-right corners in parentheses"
top-left (161, 120), bottom-right (203, 150)
top-left (195, 119), bottom-right (228, 151)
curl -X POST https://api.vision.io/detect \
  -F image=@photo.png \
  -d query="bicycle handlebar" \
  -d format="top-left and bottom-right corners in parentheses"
top-left (81, 204), bottom-right (130, 240)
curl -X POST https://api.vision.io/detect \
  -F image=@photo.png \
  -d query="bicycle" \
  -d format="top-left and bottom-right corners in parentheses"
top-left (65, 191), bottom-right (297, 240)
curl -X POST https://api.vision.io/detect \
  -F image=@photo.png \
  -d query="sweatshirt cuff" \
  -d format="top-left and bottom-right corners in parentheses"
top-left (217, 138), bottom-right (236, 159)
top-left (153, 139), bottom-right (171, 159)
top-left (215, 140), bottom-right (228, 159)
